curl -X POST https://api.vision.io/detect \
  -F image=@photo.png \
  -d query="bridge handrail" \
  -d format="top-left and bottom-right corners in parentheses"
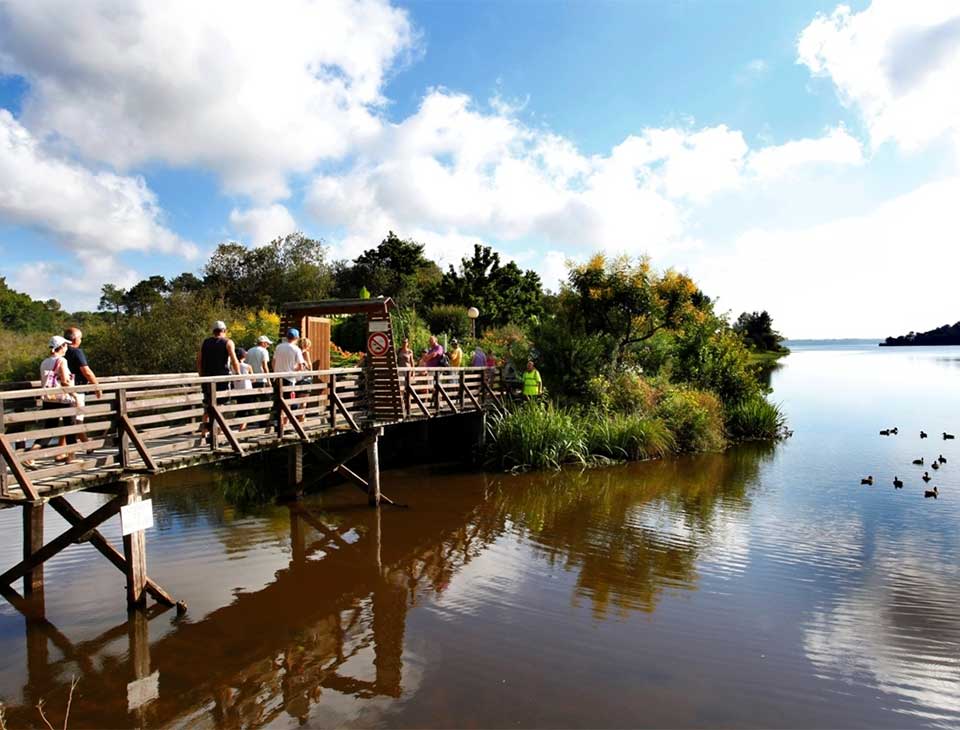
top-left (0, 366), bottom-right (497, 401)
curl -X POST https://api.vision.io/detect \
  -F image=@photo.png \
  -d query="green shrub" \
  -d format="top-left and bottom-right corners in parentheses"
top-left (426, 304), bottom-right (471, 339)
top-left (584, 412), bottom-right (674, 460)
top-left (532, 317), bottom-right (610, 400)
top-left (331, 314), bottom-right (367, 353)
top-left (0, 329), bottom-right (49, 381)
top-left (483, 401), bottom-right (588, 470)
top-left (391, 308), bottom-right (432, 355)
top-left (655, 387), bottom-right (726, 452)
top-left (726, 393), bottom-right (787, 440)
top-left (585, 370), bottom-right (659, 414)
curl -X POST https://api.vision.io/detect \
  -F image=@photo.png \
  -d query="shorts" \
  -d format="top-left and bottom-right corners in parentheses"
top-left (202, 381), bottom-right (231, 407)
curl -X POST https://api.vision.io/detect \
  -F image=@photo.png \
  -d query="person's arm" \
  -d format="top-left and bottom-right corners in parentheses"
top-left (537, 370), bottom-right (543, 394)
top-left (296, 348), bottom-right (306, 371)
top-left (226, 339), bottom-right (242, 376)
top-left (196, 348), bottom-right (203, 377)
top-left (80, 366), bottom-right (101, 398)
top-left (263, 350), bottom-right (270, 373)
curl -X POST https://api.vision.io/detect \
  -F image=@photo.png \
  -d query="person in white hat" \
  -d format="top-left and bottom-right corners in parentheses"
top-left (25, 336), bottom-right (79, 466)
top-left (246, 335), bottom-right (272, 386)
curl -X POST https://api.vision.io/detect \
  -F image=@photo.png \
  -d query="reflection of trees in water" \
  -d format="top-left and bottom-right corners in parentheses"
top-left (5, 446), bottom-right (774, 727)
top-left (487, 444), bottom-right (774, 616)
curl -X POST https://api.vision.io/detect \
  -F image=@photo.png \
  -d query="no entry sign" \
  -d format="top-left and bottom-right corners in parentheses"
top-left (367, 331), bottom-right (390, 357)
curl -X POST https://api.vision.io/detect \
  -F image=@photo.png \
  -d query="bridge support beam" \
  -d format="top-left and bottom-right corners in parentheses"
top-left (122, 476), bottom-right (149, 609)
top-left (22, 501), bottom-right (44, 600)
top-left (366, 428), bottom-right (382, 507)
top-left (287, 443), bottom-right (304, 490)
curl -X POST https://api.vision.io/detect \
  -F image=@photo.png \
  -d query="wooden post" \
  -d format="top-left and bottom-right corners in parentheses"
top-left (117, 387), bottom-right (130, 469)
top-left (122, 477), bottom-right (149, 609)
top-left (128, 608), bottom-right (150, 679)
top-left (329, 373), bottom-right (337, 430)
top-left (458, 370), bottom-right (466, 411)
top-left (0, 397), bottom-right (7, 497)
top-left (433, 371), bottom-right (440, 415)
top-left (22, 502), bottom-right (44, 599)
top-left (273, 379), bottom-right (284, 439)
top-left (289, 506), bottom-right (305, 568)
top-left (404, 371), bottom-right (411, 418)
top-left (207, 383), bottom-right (219, 450)
top-left (366, 428), bottom-right (381, 507)
top-left (288, 443), bottom-right (303, 488)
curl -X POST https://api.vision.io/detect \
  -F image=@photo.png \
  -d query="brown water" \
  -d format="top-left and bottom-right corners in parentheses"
top-left (1, 343), bottom-right (959, 728)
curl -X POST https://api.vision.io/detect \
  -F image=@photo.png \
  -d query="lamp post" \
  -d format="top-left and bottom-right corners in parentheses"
top-left (467, 307), bottom-right (479, 339)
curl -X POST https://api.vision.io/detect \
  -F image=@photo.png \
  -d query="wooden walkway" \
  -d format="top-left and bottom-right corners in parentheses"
top-left (0, 366), bottom-right (501, 506)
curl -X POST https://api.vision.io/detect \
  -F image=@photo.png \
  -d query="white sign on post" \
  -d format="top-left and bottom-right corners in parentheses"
top-left (368, 320), bottom-right (390, 332)
top-left (120, 498), bottom-right (154, 536)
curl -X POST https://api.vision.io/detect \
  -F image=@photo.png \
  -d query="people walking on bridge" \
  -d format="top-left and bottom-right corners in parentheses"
top-left (397, 337), bottom-right (415, 368)
top-left (246, 335), bottom-right (272, 385)
top-left (63, 326), bottom-right (101, 450)
top-left (420, 335), bottom-right (445, 367)
top-left (273, 328), bottom-right (306, 425)
top-left (449, 338), bottom-right (463, 367)
top-left (197, 321), bottom-right (242, 437)
top-left (521, 360), bottom-right (543, 400)
top-left (25, 336), bottom-right (78, 466)
top-left (232, 348), bottom-right (254, 431)
top-left (471, 345), bottom-right (486, 367)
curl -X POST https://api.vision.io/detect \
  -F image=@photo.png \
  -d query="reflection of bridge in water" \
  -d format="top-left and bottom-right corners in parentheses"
top-left (6, 493), bottom-right (506, 729)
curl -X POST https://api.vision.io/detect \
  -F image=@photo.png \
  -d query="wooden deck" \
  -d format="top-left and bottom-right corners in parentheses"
top-left (0, 366), bottom-right (501, 506)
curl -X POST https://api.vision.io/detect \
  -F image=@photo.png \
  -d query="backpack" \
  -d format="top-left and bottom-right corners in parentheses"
top-left (439, 352), bottom-right (452, 367)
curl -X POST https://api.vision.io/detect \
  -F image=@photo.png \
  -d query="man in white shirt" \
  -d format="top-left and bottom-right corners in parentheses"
top-left (273, 328), bottom-right (306, 425)
top-left (246, 335), bottom-right (272, 385)
top-left (272, 329), bottom-right (305, 382)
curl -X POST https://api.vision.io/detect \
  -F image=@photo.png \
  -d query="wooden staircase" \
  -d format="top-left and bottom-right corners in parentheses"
top-left (365, 310), bottom-right (405, 424)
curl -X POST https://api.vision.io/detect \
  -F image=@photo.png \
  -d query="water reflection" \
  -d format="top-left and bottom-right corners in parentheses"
top-left (0, 445), bottom-right (772, 728)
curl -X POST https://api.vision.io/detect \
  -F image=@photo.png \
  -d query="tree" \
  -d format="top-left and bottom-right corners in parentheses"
top-left (733, 311), bottom-right (785, 352)
top-left (436, 244), bottom-right (543, 329)
top-left (98, 284), bottom-right (127, 322)
top-left (567, 254), bottom-right (702, 369)
top-left (204, 233), bottom-right (333, 309)
top-left (123, 276), bottom-right (169, 316)
top-left (170, 272), bottom-right (204, 294)
top-left (0, 277), bottom-right (62, 332)
top-left (334, 231), bottom-right (440, 308)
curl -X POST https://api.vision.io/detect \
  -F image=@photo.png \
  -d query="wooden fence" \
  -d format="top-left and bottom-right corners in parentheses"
top-left (0, 366), bottom-right (500, 505)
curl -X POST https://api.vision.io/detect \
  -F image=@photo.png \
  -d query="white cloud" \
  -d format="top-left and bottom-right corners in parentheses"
top-left (0, 110), bottom-right (196, 258)
top-left (9, 255), bottom-right (140, 310)
top-left (229, 204), bottom-right (297, 245)
top-left (308, 89), bottom-right (867, 274)
top-left (748, 125), bottom-right (863, 179)
top-left (694, 176), bottom-right (960, 338)
top-left (0, 0), bottom-right (416, 201)
top-left (798, 1), bottom-right (960, 152)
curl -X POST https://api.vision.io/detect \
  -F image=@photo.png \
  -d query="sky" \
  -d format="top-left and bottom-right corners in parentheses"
top-left (0, 0), bottom-right (958, 338)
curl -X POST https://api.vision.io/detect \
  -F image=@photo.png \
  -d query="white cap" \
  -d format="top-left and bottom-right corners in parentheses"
top-left (49, 335), bottom-right (68, 350)
top-left (257, 335), bottom-right (273, 345)
top-left (213, 320), bottom-right (227, 332)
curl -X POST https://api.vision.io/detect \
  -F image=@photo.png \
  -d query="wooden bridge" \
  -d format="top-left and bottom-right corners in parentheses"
top-left (0, 363), bottom-right (502, 615)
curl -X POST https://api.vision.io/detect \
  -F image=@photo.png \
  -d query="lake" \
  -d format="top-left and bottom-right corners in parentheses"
top-left (1, 342), bottom-right (958, 728)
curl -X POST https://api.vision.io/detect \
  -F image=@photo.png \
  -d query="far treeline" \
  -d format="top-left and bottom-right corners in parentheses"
top-left (881, 322), bottom-right (960, 347)
top-left (1, 232), bottom-right (788, 464)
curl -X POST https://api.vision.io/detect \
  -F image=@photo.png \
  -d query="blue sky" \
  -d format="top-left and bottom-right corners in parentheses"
top-left (0, 0), bottom-right (958, 338)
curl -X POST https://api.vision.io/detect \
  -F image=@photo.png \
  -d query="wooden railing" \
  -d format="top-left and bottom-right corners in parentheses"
top-left (0, 366), bottom-right (500, 503)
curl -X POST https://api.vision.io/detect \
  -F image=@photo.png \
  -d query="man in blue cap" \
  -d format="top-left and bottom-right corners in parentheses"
top-left (272, 328), bottom-right (306, 426)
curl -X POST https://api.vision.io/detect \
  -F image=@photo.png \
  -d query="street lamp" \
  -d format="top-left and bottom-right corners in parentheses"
top-left (467, 306), bottom-right (479, 339)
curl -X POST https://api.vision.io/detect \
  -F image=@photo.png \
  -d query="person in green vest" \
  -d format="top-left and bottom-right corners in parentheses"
top-left (521, 360), bottom-right (543, 400)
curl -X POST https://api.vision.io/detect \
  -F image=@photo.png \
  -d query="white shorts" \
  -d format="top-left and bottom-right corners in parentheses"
top-left (73, 391), bottom-right (86, 422)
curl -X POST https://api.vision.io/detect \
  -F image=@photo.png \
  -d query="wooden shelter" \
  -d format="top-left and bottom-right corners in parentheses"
top-left (280, 298), bottom-right (404, 424)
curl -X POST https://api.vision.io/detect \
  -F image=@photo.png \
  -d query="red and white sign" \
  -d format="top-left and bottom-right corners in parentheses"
top-left (367, 331), bottom-right (390, 357)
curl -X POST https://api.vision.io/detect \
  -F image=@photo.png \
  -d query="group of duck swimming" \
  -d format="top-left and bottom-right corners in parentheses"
top-left (860, 428), bottom-right (954, 498)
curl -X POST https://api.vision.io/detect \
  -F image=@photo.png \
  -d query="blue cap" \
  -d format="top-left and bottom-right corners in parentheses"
top-left (286, 328), bottom-right (300, 338)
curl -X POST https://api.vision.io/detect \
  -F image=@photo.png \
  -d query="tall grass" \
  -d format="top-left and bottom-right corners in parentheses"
top-left (484, 402), bottom-right (678, 470)
top-left (484, 402), bottom-right (589, 471)
top-left (726, 394), bottom-right (787, 440)
top-left (653, 387), bottom-right (727, 453)
top-left (584, 412), bottom-right (675, 461)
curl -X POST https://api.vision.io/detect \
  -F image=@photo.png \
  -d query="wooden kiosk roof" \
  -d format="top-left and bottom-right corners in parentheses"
top-left (281, 297), bottom-right (396, 316)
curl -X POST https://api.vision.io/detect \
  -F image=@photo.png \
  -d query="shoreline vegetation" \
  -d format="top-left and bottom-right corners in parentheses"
top-left (2, 232), bottom-right (790, 475)
top-left (881, 321), bottom-right (960, 347)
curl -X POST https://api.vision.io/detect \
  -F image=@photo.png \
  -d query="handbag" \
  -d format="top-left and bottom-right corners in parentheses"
top-left (41, 357), bottom-right (76, 405)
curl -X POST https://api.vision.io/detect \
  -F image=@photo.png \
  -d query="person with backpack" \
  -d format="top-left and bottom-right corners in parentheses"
top-left (25, 336), bottom-right (79, 466)
top-left (420, 335), bottom-right (445, 367)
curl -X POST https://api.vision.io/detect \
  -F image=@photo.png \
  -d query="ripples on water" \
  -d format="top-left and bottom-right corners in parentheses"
top-left (0, 344), bottom-right (958, 728)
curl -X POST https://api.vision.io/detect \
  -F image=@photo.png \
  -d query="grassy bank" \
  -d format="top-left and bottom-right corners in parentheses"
top-left (484, 390), bottom-right (787, 472)
top-left (746, 348), bottom-right (790, 365)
